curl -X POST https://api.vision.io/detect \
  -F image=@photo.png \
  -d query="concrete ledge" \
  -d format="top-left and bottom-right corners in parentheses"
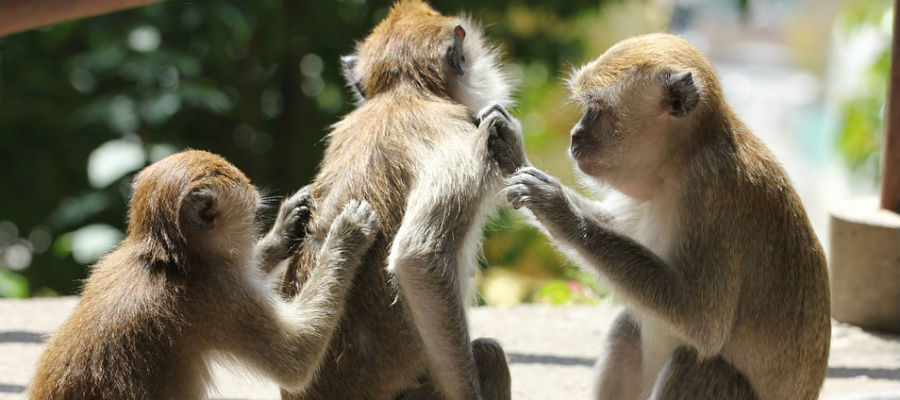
top-left (829, 197), bottom-right (900, 332)
top-left (0, 298), bottom-right (897, 399)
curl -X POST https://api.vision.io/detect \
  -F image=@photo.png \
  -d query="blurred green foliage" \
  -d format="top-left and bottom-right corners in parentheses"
top-left (0, 0), bottom-right (613, 302)
top-left (0, 0), bottom-right (758, 304)
top-left (834, 0), bottom-right (893, 182)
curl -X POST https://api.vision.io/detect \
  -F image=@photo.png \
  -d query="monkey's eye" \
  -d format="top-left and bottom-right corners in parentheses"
top-left (585, 106), bottom-right (601, 122)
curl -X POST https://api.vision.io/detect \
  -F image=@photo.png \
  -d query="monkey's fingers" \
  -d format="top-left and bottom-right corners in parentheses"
top-left (501, 184), bottom-right (531, 210)
top-left (292, 205), bottom-right (312, 238)
top-left (362, 206), bottom-right (379, 234)
top-left (487, 133), bottom-right (512, 167)
top-left (504, 170), bottom-right (543, 188)
top-left (516, 167), bottom-right (555, 185)
top-left (341, 199), bottom-right (369, 219)
top-left (277, 205), bottom-right (310, 245)
top-left (330, 200), bottom-right (378, 251)
top-left (284, 185), bottom-right (316, 214)
top-left (350, 200), bottom-right (379, 237)
top-left (476, 102), bottom-right (511, 125)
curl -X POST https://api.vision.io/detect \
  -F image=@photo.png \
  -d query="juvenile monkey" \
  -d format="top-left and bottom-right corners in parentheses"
top-left (488, 33), bottom-right (831, 399)
top-left (30, 150), bottom-right (378, 400)
top-left (279, 1), bottom-right (513, 399)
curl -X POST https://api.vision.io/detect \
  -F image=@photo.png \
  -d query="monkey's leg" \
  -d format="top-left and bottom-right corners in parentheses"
top-left (650, 347), bottom-right (758, 400)
top-left (388, 249), bottom-right (480, 400)
top-left (395, 339), bottom-right (510, 400)
top-left (472, 338), bottom-right (511, 400)
top-left (593, 311), bottom-right (642, 400)
top-left (387, 192), bottom-right (487, 399)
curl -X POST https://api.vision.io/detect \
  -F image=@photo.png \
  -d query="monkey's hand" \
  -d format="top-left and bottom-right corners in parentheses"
top-left (503, 167), bottom-right (578, 228)
top-left (274, 185), bottom-right (315, 248)
top-left (479, 102), bottom-right (528, 176)
top-left (257, 186), bottom-right (314, 272)
top-left (321, 200), bottom-right (378, 274)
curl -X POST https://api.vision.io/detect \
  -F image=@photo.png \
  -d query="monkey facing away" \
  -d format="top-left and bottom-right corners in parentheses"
top-left (487, 33), bottom-right (831, 399)
top-left (30, 150), bottom-right (378, 400)
top-left (279, 1), bottom-right (514, 399)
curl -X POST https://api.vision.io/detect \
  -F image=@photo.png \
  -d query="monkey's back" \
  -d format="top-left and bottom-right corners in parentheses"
top-left (687, 126), bottom-right (831, 399)
top-left (30, 247), bottom-right (204, 400)
top-left (282, 95), bottom-right (473, 399)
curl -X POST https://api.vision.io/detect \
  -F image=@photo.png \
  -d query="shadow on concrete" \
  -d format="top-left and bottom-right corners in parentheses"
top-left (507, 352), bottom-right (595, 367)
top-left (0, 384), bottom-right (26, 393)
top-left (0, 330), bottom-right (45, 343)
top-left (827, 366), bottom-right (900, 381)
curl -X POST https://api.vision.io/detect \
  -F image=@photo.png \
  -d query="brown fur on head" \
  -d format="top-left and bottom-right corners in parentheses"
top-left (566, 33), bottom-right (728, 198)
top-left (127, 150), bottom-right (259, 267)
top-left (341, 0), bottom-right (510, 112)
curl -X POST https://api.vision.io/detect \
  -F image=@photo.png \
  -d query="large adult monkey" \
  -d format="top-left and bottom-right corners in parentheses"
top-left (488, 33), bottom-right (831, 399)
top-left (279, 1), bottom-right (514, 399)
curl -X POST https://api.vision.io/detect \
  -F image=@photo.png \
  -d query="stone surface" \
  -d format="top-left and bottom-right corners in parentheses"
top-left (1, 297), bottom-right (898, 399)
top-left (829, 197), bottom-right (900, 332)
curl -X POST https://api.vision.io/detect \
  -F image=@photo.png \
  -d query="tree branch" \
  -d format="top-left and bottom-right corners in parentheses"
top-left (0, 0), bottom-right (165, 36)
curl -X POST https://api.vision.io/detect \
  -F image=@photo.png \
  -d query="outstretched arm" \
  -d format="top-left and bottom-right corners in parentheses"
top-left (484, 102), bottom-right (737, 356)
top-left (502, 167), bottom-right (737, 356)
top-left (482, 103), bottom-right (614, 226)
top-left (229, 200), bottom-right (378, 393)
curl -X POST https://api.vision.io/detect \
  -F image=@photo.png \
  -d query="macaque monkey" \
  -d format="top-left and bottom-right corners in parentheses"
top-left (278, 1), bottom-right (514, 399)
top-left (487, 33), bottom-right (831, 399)
top-left (30, 150), bottom-right (378, 400)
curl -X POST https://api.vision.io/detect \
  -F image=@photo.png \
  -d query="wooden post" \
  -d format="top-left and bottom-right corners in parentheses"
top-left (0, 0), bottom-right (164, 36)
top-left (882, 0), bottom-right (900, 213)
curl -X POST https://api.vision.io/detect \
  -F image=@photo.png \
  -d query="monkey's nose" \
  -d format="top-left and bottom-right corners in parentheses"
top-left (570, 124), bottom-right (586, 144)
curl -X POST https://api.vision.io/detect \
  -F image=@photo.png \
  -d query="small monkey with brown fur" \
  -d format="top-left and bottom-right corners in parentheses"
top-left (279, 1), bottom-right (515, 399)
top-left (30, 150), bottom-right (378, 400)
top-left (488, 33), bottom-right (830, 399)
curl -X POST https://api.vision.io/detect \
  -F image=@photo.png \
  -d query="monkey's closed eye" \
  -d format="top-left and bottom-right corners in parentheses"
top-left (585, 106), bottom-right (602, 122)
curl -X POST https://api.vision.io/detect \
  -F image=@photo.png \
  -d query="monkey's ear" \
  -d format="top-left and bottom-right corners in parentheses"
top-left (663, 70), bottom-right (700, 118)
top-left (341, 54), bottom-right (366, 102)
top-left (448, 25), bottom-right (466, 75)
top-left (182, 188), bottom-right (219, 232)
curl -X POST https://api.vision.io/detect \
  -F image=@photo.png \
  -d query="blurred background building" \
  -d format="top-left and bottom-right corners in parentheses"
top-left (0, 0), bottom-right (893, 305)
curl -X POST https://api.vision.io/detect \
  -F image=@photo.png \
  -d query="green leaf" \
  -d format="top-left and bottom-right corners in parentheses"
top-left (0, 270), bottom-right (30, 298)
top-left (536, 279), bottom-right (572, 305)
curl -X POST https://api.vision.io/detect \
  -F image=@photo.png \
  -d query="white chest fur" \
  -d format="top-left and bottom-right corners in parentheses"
top-left (610, 193), bottom-right (684, 396)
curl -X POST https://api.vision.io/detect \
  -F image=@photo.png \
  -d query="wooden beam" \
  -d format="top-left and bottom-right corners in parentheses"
top-left (882, 0), bottom-right (900, 213)
top-left (0, 0), bottom-right (164, 36)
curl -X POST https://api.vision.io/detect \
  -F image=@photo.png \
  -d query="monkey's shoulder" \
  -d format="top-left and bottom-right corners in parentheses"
top-left (336, 97), bottom-right (473, 135)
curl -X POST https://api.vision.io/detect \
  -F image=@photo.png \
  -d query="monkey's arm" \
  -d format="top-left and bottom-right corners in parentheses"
top-left (387, 143), bottom-right (490, 400)
top-left (388, 207), bottom-right (481, 400)
top-left (504, 168), bottom-right (738, 357)
top-left (229, 201), bottom-right (376, 392)
top-left (256, 186), bottom-right (313, 274)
